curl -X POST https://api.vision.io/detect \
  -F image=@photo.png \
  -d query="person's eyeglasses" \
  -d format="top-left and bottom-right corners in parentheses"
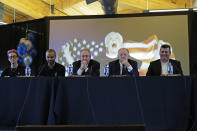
top-left (81, 55), bottom-right (90, 58)
top-left (8, 55), bottom-right (17, 59)
top-left (119, 53), bottom-right (128, 57)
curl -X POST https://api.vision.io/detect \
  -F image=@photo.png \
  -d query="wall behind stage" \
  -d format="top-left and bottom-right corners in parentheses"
top-left (49, 14), bottom-right (189, 76)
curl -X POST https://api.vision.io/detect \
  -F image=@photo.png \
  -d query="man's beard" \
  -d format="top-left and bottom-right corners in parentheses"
top-left (161, 55), bottom-right (169, 62)
top-left (48, 60), bottom-right (55, 65)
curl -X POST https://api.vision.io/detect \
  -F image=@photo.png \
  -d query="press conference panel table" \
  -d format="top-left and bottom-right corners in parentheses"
top-left (0, 77), bottom-right (56, 130)
top-left (0, 76), bottom-right (194, 131)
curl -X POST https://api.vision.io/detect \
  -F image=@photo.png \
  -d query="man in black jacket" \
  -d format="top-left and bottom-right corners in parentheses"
top-left (38, 49), bottom-right (65, 76)
top-left (73, 49), bottom-right (100, 76)
top-left (146, 44), bottom-right (183, 76)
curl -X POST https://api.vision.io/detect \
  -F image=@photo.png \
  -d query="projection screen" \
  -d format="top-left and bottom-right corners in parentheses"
top-left (49, 14), bottom-right (189, 76)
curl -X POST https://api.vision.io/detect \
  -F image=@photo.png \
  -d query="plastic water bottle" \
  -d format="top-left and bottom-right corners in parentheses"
top-left (167, 62), bottom-right (173, 75)
top-left (25, 66), bottom-right (31, 77)
top-left (68, 64), bottom-right (73, 76)
top-left (104, 64), bottom-right (109, 76)
top-left (65, 65), bottom-right (68, 77)
top-left (0, 70), bottom-right (3, 76)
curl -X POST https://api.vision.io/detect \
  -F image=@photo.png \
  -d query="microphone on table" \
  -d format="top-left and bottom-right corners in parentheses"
top-left (37, 64), bottom-right (46, 76)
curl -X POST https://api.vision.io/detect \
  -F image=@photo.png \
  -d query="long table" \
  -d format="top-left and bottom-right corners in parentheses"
top-left (0, 77), bottom-right (55, 130)
top-left (0, 76), bottom-right (194, 131)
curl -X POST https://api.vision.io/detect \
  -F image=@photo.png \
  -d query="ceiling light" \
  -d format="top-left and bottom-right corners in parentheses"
top-left (193, 8), bottom-right (197, 11)
top-left (0, 21), bottom-right (7, 25)
top-left (144, 8), bottom-right (190, 13)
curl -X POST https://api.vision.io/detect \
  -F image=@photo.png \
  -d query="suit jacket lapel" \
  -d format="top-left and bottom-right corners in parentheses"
top-left (158, 60), bottom-right (162, 75)
top-left (87, 60), bottom-right (92, 74)
top-left (116, 60), bottom-right (121, 75)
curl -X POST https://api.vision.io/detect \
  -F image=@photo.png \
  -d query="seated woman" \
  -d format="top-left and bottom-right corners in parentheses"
top-left (1, 49), bottom-right (25, 77)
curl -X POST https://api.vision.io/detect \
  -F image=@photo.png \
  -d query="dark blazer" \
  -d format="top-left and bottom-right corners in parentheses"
top-left (109, 59), bottom-right (139, 77)
top-left (73, 59), bottom-right (100, 76)
top-left (1, 65), bottom-right (25, 77)
top-left (146, 59), bottom-right (183, 76)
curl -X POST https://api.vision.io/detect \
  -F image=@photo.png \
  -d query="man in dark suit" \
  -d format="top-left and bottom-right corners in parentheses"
top-left (73, 49), bottom-right (100, 76)
top-left (146, 44), bottom-right (183, 76)
top-left (109, 48), bottom-right (139, 77)
top-left (38, 49), bottom-right (65, 76)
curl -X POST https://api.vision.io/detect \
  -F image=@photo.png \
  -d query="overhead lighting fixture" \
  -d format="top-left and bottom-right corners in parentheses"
top-left (86, 0), bottom-right (117, 15)
top-left (144, 8), bottom-right (191, 13)
top-left (193, 8), bottom-right (197, 11)
top-left (86, 0), bottom-right (97, 4)
top-left (50, 4), bottom-right (55, 14)
top-left (0, 21), bottom-right (7, 25)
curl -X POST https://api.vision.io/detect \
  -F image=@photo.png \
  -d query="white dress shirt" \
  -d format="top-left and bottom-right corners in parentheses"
top-left (161, 61), bottom-right (168, 75)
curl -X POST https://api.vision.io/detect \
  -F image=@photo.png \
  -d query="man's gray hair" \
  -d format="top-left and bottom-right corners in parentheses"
top-left (80, 49), bottom-right (91, 56)
top-left (118, 48), bottom-right (129, 54)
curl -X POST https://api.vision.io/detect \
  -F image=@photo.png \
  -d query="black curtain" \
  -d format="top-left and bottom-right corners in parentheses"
top-left (188, 12), bottom-right (197, 75)
top-left (0, 18), bottom-right (49, 75)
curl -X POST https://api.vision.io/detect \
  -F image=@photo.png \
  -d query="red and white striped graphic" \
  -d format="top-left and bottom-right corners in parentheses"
top-left (124, 35), bottom-right (175, 76)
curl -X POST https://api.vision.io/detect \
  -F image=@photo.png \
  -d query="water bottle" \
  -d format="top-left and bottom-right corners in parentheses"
top-left (65, 65), bottom-right (68, 77)
top-left (167, 62), bottom-right (173, 75)
top-left (25, 66), bottom-right (31, 77)
top-left (104, 64), bottom-right (109, 76)
top-left (0, 70), bottom-right (3, 76)
top-left (68, 64), bottom-right (73, 76)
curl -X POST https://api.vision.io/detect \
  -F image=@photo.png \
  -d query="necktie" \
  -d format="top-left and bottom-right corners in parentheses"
top-left (122, 65), bottom-right (127, 75)
top-left (82, 70), bottom-right (86, 75)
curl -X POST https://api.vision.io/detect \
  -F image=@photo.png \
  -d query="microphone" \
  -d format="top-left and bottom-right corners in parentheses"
top-left (172, 63), bottom-right (183, 76)
top-left (37, 64), bottom-right (46, 76)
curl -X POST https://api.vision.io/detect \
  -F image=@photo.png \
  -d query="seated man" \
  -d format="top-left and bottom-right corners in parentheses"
top-left (38, 49), bottom-right (65, 76)
top-left (73, 49), bottom-right (100, 76)
top-left (109, 48), bottom-right (139, 77)
top-left (2, 49), bottom-right (25, 77)
top-left (146, 44), bottom-right (183, 76)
